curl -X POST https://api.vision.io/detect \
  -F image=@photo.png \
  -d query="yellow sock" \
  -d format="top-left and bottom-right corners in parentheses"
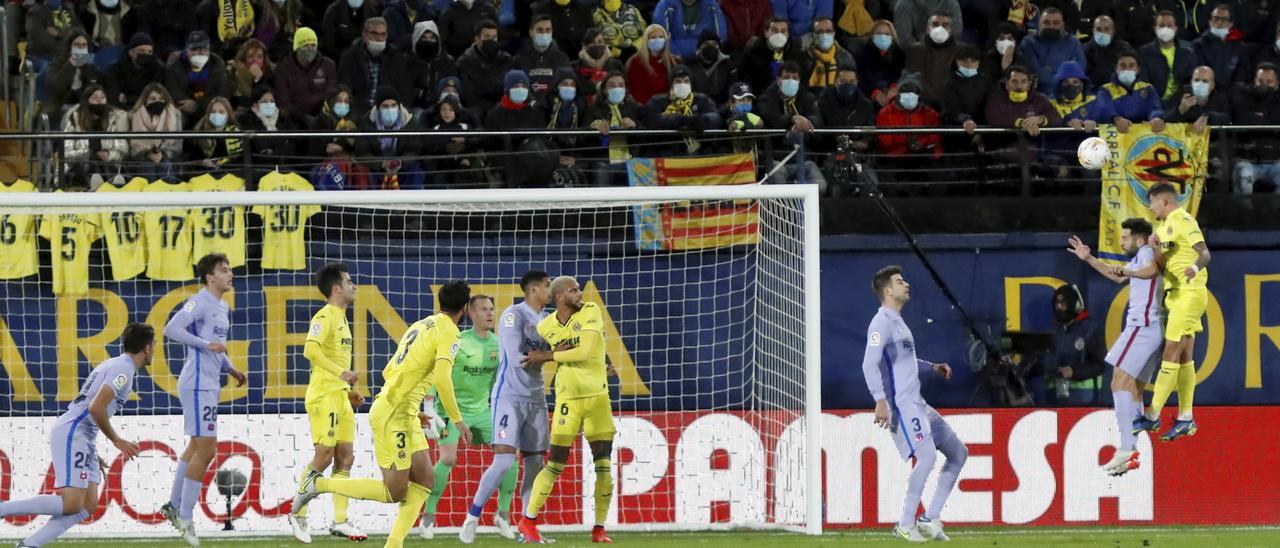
top-left (317, 477), bottom-right (393, 503)
top-left (295, 465), bottom-right (315, 517)
top-left (1147, 361), bottom-right (1181, 417)
top-left (524, 461), bottom-right (564, 519)
top-left (1177, 362), bottom-right (1197, 418)
top-left (332, 469), bottom-right (350, 523)
top-left (593, 458), bottom-right (613, 526)
top-left (386, 482), bottom-right (428, 547)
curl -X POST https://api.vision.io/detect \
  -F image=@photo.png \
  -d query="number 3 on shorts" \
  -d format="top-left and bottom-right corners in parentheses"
top-left (395, 431), bottom-right (407, 449)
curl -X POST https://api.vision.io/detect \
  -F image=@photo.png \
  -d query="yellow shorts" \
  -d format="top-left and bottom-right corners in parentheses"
top-left (550, 394), bottom-right (616, 447)
top-left (369, 400), bottom-right (428, 471)
top-left (305, 391), bottom-right (356, 447)
top-left (1164, 288), bottom-right (1207, 341)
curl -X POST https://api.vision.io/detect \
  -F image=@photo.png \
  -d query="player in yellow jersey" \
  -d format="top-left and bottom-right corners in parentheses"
top-left (293, 281), bottom-right (473, 548)
top-left (519, 276), bottom-right (617, 544)
top-left (288, 263), bottom-right (367, 542)
top-left (1132, 182), bottom-right (1212, 442)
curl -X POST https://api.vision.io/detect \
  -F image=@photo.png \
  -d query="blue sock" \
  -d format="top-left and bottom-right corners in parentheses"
top-left (179, 477), bottom-right (202, 521)
top-left (0, 495), bottom-right (64, 517)
top-left (169, 459), bottom-right (189, 508)
top-left (24, 509), bottom-right (89, 546)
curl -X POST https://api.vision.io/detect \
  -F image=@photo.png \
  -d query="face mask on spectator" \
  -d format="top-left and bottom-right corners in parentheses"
top-left (1192, 81), bottom-right (1211, 98)
top-left (100, 0), bottom-right (119, 10)
top-left (996, 38), bottom-right (1015, 55)
top-left (1211, 27), bottom-right (1229, 39)
top-left (1093, 32), bottom-right (1112, 47)
top-left (209, 111), bottom-right (227, 128)
top-left (898, 91), bottom-right (919, 109)
top-left (768, 32), bottom-right (788, 50)
top-left (146, 101), bottom-right (166, 116)
top-left (559, 86), bottom-right (576, 102)
top-left (190, 54), bottom-right (210, 69)
top-left (836, 83), bottom-right (858, 101)
top-left (956, 65), bottom-right (977, 78)
top-left (480, 39), bottom-right (500, 57)
top-left (508, 87), bottom-right (529, 104)
top-left (779, 78), bottom-right (799, 97)
top-left (1039, 28), bottom-right (1062, 41)
top-left (815, 32), bottom-right (834, 51)
top-left (672, 82), bottom-right (691, 99)
top-left (587, 44), bottom-right (608, 59)
top-left (533, 33), bottom-right (553, 51)
top-left (380, 106), bottom-right (399, 124)
top-left (607, 86), bottom-right (626, 104)
top-left (258, 101), bottom-right (278, 117)
top-left (1156, 27), bottom-right (1177, 42)
top-left (347, 0), bottom-right (363, 9)
top-left (872, 33), bottom-right (893, 51)
top-left (333, 102), bottom-right (350, 117)
top-left (1255, 83), bottom-right (1276, 99)
top-left (88, 103), bottom-right (108, 116)
top-left (71, 46), bottom-right (90, 58)
top-left (297, 46), bottom-right (317, 64)
top-left (416, 40), bottom-right (439, 59)
top-left (647, 37), bottom-right (665, 53)
top-left (1059, 82), bottom-right (1082, 99)
top-left (734, 102), bottom-right (752, 114)
top-left (699, 44), bottom-right (719, 64)
top-left (367, 40), bottom-right (386, 56)
top-left (135, 52), bottom-right (153, 66)
top-left (929, 25), bottom-right (950, 44)
top-left (1117, 70), bottom-right (1137, 86)
top-left (1008, 90), bottom-right (1028, 103)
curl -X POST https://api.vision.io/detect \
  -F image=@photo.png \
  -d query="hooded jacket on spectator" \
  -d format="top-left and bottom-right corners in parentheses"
top-left (1019, 29), bottom-right (1086, 94)
top-left (1047, 61), bottom-right (1098, 123)
top-left (652, 0), bottom-right (728, 60)
top-left (405, 21), bottom-right (458, 109)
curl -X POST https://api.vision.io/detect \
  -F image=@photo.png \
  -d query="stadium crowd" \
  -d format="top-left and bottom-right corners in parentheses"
top-left (7, 0), bottom-right (1280, 192)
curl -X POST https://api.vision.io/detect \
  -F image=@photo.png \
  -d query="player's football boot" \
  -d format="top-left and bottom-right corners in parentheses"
top-left (177, 518), bottom-right (201, 547)
top-left (160, 502), bottom-right (182, 530)
top-left (287, 513), bottom-right (312, 543)
top-left (1132, 415), bottom-right (1161, 434)
top-left (518, 515), bottom-right (554, 544)
top-left (495, 513), bottom-right (516, 540)
top-left (592, 525), bottom-right (614, 543)
top-left (915, 517), bottom-right (949, 541)
top-left (458, 514), bottom-right (479, 544)
top-left (1160, 419), bottom-right (1198, 442)
top-left (893, 525), bottom-right (928, 543)
top-left (330, 521), bottom-right (366, 541)
top-left (418, 520), bottom-right (436, 540)
top-left (1103, 450), bottom-right (1141, 477)
top-left (291, 469), bottom-right (323, 517)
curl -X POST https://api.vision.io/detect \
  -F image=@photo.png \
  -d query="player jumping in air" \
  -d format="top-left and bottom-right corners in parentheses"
top-left (1133, 182), bottom-right (1211, 442)
top-left (458, 271), bottom-right (554, 544)
top-left (1068, 219), bottom-right (1165, 476)
top-left (418, 294), bottom-right (518, 540)
top-left (293, 280), bottom-right (473, 548)
top-left (861, 266), bottom-right (968, 543)
top-left (520, 276), bottom-right (617, 544)
top-left (288, 263), bottom-right (367, 542)
top-left (0, 323), bottom-right (152, 548)
top-left (160, 253), bottom-right (248, 546)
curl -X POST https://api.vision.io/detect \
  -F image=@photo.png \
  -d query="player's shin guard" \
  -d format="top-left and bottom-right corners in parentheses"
top-left (1146, 361), bottom-right (1181, 419)
top-left (524, 461), bottom-right (564, 520)
top-left (23, 509), bottom-right (88, 546)
top-left (1113, 391), bottom-right (1137, 451)
top-left (293, 465), bottom-right (316, 518)
top-left (423, 460), bottom-right (454, 522)
top-left (1177, 362), bottom-right (1196, 419)
top-left (497, 456), bottom-right (519, 517)
top-left (331, 469), bottom-right (351, 523)
top-left (386, 483), bottom-right (428, 547)
top-left (317, 477), bottom-right (394, 503)
top-left (593, 458), bottom-right (613, 526)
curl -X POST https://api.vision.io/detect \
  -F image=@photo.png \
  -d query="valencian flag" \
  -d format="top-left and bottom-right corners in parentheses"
top-left (627, 152), bottom-right (759, 251)
top-left (1097, 123), bottom-right (1208, 263)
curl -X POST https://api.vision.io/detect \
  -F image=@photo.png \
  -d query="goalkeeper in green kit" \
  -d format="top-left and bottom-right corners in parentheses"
top-left (419, 294), bottom-right (519, 539)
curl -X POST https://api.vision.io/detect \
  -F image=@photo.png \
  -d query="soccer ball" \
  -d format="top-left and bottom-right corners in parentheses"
top-left (1077, 136), bottom-right (1110, 169)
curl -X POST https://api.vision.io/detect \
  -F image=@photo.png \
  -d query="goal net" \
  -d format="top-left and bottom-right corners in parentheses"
top-left (0, 183), bottom-right (821, 537)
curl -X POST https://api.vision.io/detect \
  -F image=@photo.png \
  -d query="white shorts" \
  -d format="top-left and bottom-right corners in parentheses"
top-left (890, 401), bottom-right (954, 461)
top-left (1106, 325), bottom-right (1163, 383)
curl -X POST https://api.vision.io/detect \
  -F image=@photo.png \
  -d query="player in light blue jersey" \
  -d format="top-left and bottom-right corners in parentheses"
top-left (860, 266), bottom-right (968, 543)
top-left (159, 253), bottom-right (247, 546)
top-left (0, 323), bottom-right (152, 547)
top-left (458, 270), bottom-right (553, 544)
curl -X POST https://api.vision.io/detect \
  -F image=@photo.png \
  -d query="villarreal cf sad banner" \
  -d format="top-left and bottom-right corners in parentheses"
top-left (1096, 123), bottom-right (1208, 263)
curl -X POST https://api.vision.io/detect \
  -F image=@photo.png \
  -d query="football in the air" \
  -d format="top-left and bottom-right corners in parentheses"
top-left (1077, 136), bottom-right (1110, 170)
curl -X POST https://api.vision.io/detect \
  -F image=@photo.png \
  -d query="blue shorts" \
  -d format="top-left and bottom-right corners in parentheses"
top-left (50, 419), bottom-right (99, 489)
top-left (490, 399), bottom-right (549, 453)
top-left (182, 388), bottom-right (220, 437)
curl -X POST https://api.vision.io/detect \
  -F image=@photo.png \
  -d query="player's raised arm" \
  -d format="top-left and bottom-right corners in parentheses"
top-left (1068, 234), bottom-right (1129, 284)
top-left (88, 380), bottom-right (140, 460)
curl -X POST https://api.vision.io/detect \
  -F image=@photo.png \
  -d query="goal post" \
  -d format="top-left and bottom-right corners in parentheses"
top-left (0, 184), bottom-right (822, 536)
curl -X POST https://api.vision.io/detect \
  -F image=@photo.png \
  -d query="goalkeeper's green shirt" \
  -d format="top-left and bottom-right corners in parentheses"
top-left (432, 329), bottom-right (500, 417)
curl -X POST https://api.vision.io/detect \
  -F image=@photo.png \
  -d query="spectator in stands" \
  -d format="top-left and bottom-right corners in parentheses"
top-left (1231, 63), bottom-right (1280, 194)
top-left (26, 0), bottom-right (83, 64)
top-left (875, 72), bottom-right (942, 168)
top-left (642, 65), bottom-right (721, 154)
top-left (128, 82), bottom-right (183, 180)
top-left (585, 70), bottom-right (641, 185)
top-left (424, 94), bottom-right (485, 186)
top-left (321, 0), bottom-right (373, 60)
top-left (816, 64), bottom-right (873, 152)
top-left (384, 0), bottom-right (439, 45)
top-left (625, 24), bottom-right (677, 105)
top-left (532, 0), bottom-right (593, 58)
top-left (834, 0), bottom-right (878, 47)
top-left (195, 0), bottom-right (255, 59)
top-left (187, 96), bottom-right (242, 170)
top-left (63, 84), bottom-right (128, 177)
top-left (719, 0), bottom-right (770, 53)
top-left (686, 29), bottom-right (735, 104)
top-left (1139, 10), bottom-right (1196, 104)
top-left (592, 0), bottom-right (646, 59)
top-left (1190, 4), bottom-right (1245, 89)
top-left (904, 13), bottom-right (958, 107)
top-left (941, 44), bottom-right (990, 133)
top-left (516, 14), bottom-right (572, 102)
top-left (984, 65), bottom-right (1060, 138)
top-left (107, 33), bottom-right (166, 108)
top-left (805, 16), bottom-right (853, 95)
top-left (739, 16), bottom-right (807, 98)
top-left (1096, 50), bottom-right (1165, 134)
top-left (1046, 61), bottom-right (1097, 183)
top-left (137, 0), bottom-right (199, 61)
top-left (44, 31), bottom-right (105, 122)
top-left (458, 19), bottom-right (515, 113)
top-left (1019, 8), bottom-right (1085, 94)
top-left (1242, 26), bottom-right (1280, 79)
top-left (236, 85), bottom-right (296, 173)
top-left (652, 0), bottom-right (727, 60)
top-left (358, 86), bottom-right (425, 189)
top-left (856, 19), bottom-right (905, 109)
top-left (275, 27), bottom-right (338, 122)
top-left (721, 82), bottom-right (764, 155)
top-left (773, 0), bottom-right (832, 42)
top-left (79, 0), bottom-right (131, 54)
top-left (545, 67), bottom-right (585, 174)
top-left (406, 21), bottom-right (458, 110)
top-left (1111, 0), bottom-right (1159, 47)
top-left (1164, 66), bottom-right (1229, 133)
top-left (228, 39), bottom-right (276, 108)
top-left (1085, 15), bottom-right (1130, 91)
top-left (485, 70), bottom-right (556, 187)
top-left (259, 0), bottom-right (305, 60)
top-left (1028, 0), bottom-right (1081, 35)
top-left (980, 22), bottom-right (1028, 88)
top-left (757, 59), bottom-right (825, 188)
top-left (306, 85), bottom-right (358, 159)
top-left (893, 0), bottom-right (960, 49)
top-left (573, 28), bottom-right (625, 102)
top-left (165, 31), bottom-right (232, 123)
top-left (339, 17), bottom-right (411, 112)
top-left (439, 0), bottom-right (497, 58)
